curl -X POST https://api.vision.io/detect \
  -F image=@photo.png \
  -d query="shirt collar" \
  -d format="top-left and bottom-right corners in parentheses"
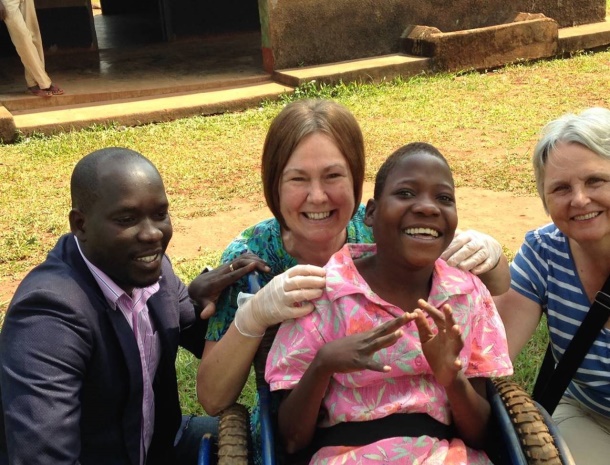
top-left (74, 235), bottom-right (160, 309)
top-left (324, 243), bottom-right (475, 305)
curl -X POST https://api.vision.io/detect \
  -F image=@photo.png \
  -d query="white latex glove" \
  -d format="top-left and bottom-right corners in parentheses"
top-left (440, 229), bottom-right (502, 275)
top-left (233, 264), bottom-right (326, 337)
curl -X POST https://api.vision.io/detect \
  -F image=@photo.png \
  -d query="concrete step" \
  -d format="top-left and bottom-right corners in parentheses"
top-left (273, 54), bottom-right (431, 87)
top-left (11, 81), bottom-right (293, 137)
top-left (558, 18), bottom-right (610, 52)
top-left (6, 54), bottom-right (430, 139)
top-left (2, 74), bottom-right (271, 112)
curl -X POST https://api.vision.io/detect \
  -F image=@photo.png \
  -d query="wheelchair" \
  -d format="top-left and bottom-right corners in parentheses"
top-left (199, 326), bottom-right (575, 465)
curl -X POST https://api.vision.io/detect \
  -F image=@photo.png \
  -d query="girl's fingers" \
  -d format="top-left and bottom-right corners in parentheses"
top-left (367, 315), bottom-right (411, 343)
top-left (368, 329), bottom-right (404, 352)
top-left (449, 323), bottom-right (462, 338)
top-left (363, 314), bottom-right (417, 359)
top-left (413, 309), bottom-right (435, 343)
top-left (363, 333), bottom-right (404, 371)
top-left (441, 305), bottom-right (463, 345)
top-left (369, 312), bottom-right (413, 338)
top-left (417, 301), bottom-right (460, 334)
top-left (416, 299), bottom-right (445, 326)
top-left (441, 304), bottom-right (457, 327)
top-left (365, 361), bottom-right (392, 373)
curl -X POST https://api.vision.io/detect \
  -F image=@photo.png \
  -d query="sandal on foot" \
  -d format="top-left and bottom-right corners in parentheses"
top-left (27, 86), bottom-right (52, 97)
top-left (46, 84), bottom-right (64, 96)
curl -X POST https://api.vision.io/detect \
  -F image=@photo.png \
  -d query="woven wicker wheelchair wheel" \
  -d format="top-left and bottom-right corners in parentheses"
top-left (217, 403), bottom-right (249, 465)
top-left (493, 379), bottom-right (561, 465)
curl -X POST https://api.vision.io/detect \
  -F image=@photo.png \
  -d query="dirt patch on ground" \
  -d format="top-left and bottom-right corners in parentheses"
top-left (0, 182), bottom-right (549, 304)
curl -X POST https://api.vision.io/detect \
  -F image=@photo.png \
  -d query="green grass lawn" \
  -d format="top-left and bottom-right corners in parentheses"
top-left (1, 44), bottom-right (609, 414)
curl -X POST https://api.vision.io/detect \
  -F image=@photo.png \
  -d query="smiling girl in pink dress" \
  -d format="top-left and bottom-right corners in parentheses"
top-left (265, 142), bottom-right (513, 464)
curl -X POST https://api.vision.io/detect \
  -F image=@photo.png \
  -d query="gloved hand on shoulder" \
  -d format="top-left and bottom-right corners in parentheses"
top-left (234, 264), bottom-right (326, 337)
top-left (441, 229), bottom-right (502, 275)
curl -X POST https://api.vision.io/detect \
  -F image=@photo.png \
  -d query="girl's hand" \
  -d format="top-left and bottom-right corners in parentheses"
top-left (413, 299), bottom-right (464, 387)
top-left (315, 312), bottom-right (414, 374)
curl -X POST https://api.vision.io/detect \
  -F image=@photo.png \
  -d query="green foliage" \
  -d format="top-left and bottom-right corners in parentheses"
top-left (173, 250), bottom-right (223, 283)
top-left (173, 250), bottom-right (260, 414)
top-left (176, 348), bottom-right (206, 416)
top-left (279, 79), bottom-right (364, 102)
top-left (177, 346), bottom-right (258, 416)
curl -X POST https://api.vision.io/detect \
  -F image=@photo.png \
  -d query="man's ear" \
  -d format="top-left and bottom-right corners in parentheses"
top-left (364, 198), bottom-right (376, 227)
top-left (69, 209), bottom-right (86, 240)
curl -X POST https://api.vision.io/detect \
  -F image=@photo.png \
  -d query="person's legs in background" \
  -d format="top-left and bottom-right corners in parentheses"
top-left (553, 396), bottom-right (610, 465)
top-left (20, 0), bottom-right (49, 88)
top-left (3, 0), bottom-right (52, 90)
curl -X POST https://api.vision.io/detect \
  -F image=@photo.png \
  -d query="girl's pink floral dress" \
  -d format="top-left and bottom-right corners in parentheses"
top-left (265, 244), bottom-right (513, 465)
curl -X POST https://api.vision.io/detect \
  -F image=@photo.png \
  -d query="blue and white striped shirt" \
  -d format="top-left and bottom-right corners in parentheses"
top-left (511, 223), bottom-right (610, 418)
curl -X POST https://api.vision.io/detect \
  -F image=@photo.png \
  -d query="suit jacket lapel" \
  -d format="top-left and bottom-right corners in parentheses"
top-left (148, 286), bottom-right (173, 363)
top-left (62, 234), bottom-right (143, 465)
top-left (105, 309), bottom-right (143, 465)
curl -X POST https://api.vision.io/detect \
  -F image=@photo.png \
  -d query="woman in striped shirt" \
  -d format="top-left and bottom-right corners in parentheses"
top-left (495, 107), bottom-right (610, 465)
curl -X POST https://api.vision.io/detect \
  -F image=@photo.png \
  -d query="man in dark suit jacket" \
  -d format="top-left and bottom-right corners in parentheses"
top-left (0, 148), bottom-right (221, 464)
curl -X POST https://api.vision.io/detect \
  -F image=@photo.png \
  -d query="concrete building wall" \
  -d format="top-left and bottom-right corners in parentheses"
top-left (261, 0), bottom-right (606, 70)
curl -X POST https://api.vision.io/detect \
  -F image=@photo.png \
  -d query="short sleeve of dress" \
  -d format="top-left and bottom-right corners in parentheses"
top-left (510, 228), bottom-right (549, 308)
top-left (265, 305), bottom-right (328, 392)
top-left (465, 277), bottom-right (513, 378)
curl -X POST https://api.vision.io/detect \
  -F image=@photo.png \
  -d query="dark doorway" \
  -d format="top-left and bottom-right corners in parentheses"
top-left (0, 0), bottom-right (266, 102)
top-left (94, 0), bottom-right (261, 48)
top-left (0, 1), bottom-right (96, 57)
top-left (0, 1), bottom-right (262, 56)
top-left (93, 1), bottom-right (164, 49)
top-left (170, 0), bottom-right (261, 37)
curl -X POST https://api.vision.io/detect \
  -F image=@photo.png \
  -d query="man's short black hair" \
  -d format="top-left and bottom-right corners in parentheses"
top-left (70, 147), bottom-right (152, 212)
